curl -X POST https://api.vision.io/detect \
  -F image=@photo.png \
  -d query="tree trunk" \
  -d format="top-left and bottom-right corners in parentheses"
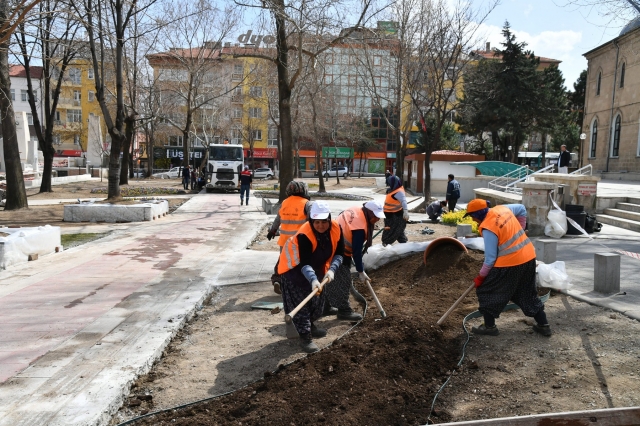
top-left (274, 0), bottom-right (293, 203)
top-left (334, 152), bottom-right (340, 185)
top-left (541, 132), bottom-right (547, 169)
top-left (107, 130), bottom-right (123, 200)
top-left (423, 149), bottom-right (433, 202)
top-left (120, 114), bottom-right (134, 184)
top-left (40, 143), bottom-right (55, 192)
top-left (0, 26), bottom-right (28, 210)
top-left (316, 150), bottom-right (325, 193)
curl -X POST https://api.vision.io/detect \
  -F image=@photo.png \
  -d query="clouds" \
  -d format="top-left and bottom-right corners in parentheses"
top-left (476, 23), bottom-right (586, 86)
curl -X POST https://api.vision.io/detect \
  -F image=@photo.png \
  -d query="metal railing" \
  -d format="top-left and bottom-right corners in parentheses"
top-left (488, 163), bottom-right (556, 195)
top-left (570, 164), bottom-right (592, 176)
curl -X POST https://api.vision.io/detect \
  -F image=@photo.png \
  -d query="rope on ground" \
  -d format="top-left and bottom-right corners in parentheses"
top-left (423, 291), bottom-right (551, 425)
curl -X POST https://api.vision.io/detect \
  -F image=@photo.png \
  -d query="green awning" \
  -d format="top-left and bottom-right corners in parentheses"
top-left (449, 161), bottom-right (526, 177)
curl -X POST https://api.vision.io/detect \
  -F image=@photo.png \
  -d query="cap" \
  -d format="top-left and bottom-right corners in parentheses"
top-left (463, 199), bottom-right (489, 217)
top-left (244, 165), bottom-right (249, 170)
top-left (310, 200), bottom-right (331, 220)
top-left (364, 200), bottom-right (385, 219)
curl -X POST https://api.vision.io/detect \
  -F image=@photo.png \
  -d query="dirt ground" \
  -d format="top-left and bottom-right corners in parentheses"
top-left (253, 176), bottom-right (380, 191)
top-left (0, 178), bottom-right (190, 228)
top-left (109, 244), bottom-right (640, 425)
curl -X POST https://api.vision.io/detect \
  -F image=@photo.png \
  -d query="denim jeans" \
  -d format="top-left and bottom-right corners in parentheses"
top-left (240, 184), bottom-right (250, 201)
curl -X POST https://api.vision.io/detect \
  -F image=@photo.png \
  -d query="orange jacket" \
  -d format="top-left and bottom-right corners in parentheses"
top-left (479, 205), bottom-right (535, 267)
top-left (277, 221), bottom-right (341, 275)
top-left (384, 187), bottom-right (405, 213)
top-left (336, 207), bottom-right (368, 257)
top-left (277, 196), bottom-right (309, 246)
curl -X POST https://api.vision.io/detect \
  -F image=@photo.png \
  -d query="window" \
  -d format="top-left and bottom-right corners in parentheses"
top-left (230, 127), bottom-right (242, 144)
top-left (10, 89), bottom-right (14, 101)
top-left (53, 134), bottom-right (61, 145)
top-left (55, 110), bottom-right (61, 124)
top-left (233, 107), bottom-right (242, 118)
top-left (88, 68), bottom-right (94, 79)
top-left (590, 119), bottom-right (597, 158)
top-left (73, 90), bottom-right (81, 105)
top-left (27, 113), bottom-right (33, 125)
top-left (270, 88), bottom-right (277, 98)
top-left (232, 65), bottom-right (243, 80)
top-left (21, 90), bottom-right (28, 102)
top-left (67, 109), bottom-right (82, 123)
top-left (373, 55), bottom-right (382, 66)
top-left (620, 63), bottom-right (625, 88)
top-left (596, 71), bottom-right (601, 96)
top-left (270, 106), bottom-right (279, 119)
top-left (73, 134), bottom-right (80, 145)
top-left (268, 126), bottom-right (278, 146)
top-left (612, 114), bottom-right (621, 157)
top-left (252, 130), bottom-right (262, 140)
top-left (249, 86), bottom-right (262, 97)
top-left (68, 67), bottom-right (81, 84)
top-left (231, 86), bottom-right (242, 102)
top-left (168, 135), bottom-right (183, 147)
top-left (88, 91), bottom-right (95, 102)
top-left (249, 107), bottom-right (262, 118)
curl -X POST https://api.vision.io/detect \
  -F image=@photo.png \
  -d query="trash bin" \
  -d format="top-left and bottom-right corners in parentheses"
top-left (565, 204), bottom-right (586, 235)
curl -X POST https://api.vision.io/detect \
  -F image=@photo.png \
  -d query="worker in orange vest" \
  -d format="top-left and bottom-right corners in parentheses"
top-left (465, 199), bottom-right (551, 337)
top-left (267, 181), bottom-right (314, 295)
top-left (277, 201), bottom-right (344, 353)
top-left (326, 200), bottom-right (386, 321)
top-left (382, 175), bottom-right (409, 245)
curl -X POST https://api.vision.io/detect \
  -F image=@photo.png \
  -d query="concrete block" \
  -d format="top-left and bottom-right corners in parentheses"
top-left (456, 224), bottom-right (472, 238)
top-left (594, 253), bottom-right (620, 294)
top-left (534, 240), bottom-right (557, 264)
top-left (63, 200), bottom-right (169, 223)
top-left (518, 181), bottom-right (557, 237)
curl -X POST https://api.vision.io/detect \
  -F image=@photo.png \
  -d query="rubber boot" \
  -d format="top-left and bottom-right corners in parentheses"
top-left (337, 309), bottom-right (363, 321)
top-left (299, 334), bottom-right (319, 353)
top-left (310, 324), bottom-right (327, 338)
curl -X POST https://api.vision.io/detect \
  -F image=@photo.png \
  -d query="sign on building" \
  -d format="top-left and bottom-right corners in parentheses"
top-left (322, 147), bottom-right (353, 159)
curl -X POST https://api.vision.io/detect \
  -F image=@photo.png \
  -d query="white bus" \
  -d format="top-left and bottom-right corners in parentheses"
top-left (205, 144), bottom-right (244, 192)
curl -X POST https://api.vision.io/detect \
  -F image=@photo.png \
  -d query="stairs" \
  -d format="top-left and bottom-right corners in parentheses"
top-left (597, 197), bottom-right (640, 233)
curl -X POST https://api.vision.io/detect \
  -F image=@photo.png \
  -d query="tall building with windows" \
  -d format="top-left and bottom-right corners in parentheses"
top-left (8, 65), bottom-right (44, 168)
top-left (582, 17), bottom-right (640, 174)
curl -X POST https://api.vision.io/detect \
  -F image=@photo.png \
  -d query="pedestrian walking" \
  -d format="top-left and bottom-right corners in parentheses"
top-left (446, 174), bottom-right (461, 212)
top-left (558, 145), bottom-right (571, 174)
top-left (325, 200), bottom-right (385, 321)
top-left (382, 175), bottom-right (409, 245)
top-left (277, 201), bottom-right (344, 353)
top-left (182, 165), bottom-right (190, 190)
top-left (464, 199), bottom-right (551, 337)
top-left (240, 166), bottom-right (252, 205)
top-left (190, 168), bottom-right (197, 190)
top-left (426, 200), bottom-right (448, 223)
top-left (267, 181), bottom-right (314, 294)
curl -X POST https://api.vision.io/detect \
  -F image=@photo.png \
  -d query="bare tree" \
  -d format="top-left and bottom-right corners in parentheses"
top-left (563, 0), bottom-right (640, 21)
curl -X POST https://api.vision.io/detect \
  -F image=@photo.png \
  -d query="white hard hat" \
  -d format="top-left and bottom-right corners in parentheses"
top-left (364, 200), bottom-right (385, 219)
top-left (310, 200), bottom-right (331, 220)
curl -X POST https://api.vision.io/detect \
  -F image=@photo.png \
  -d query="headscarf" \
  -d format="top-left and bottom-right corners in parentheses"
top-left (386, 175), bottom-right (402, 193)
top-left (285, 180), bottom-right (310, 199)
top-left (362, 204), bottom-right (377, 254)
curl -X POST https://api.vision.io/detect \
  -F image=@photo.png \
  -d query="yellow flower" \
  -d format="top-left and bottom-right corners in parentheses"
top-left (441, 210), bottom-right (478, 233)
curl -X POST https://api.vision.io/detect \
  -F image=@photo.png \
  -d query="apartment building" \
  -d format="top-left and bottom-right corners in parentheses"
top-left (8, 65), bottom-right (44, 169)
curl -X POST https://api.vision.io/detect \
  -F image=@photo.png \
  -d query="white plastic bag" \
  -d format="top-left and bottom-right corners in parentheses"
top-left (537, 261), bottom-right (571, 290)
top-left (544, 209), bottom-right (568, 238)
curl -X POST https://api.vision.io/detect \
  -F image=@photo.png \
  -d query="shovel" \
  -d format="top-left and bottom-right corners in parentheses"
top-left (436, 282), bottom-right (475, 325)
top-left (285, 276), bottom-right (330, 324)
top-left (365, 279), bottom-right (386, 318)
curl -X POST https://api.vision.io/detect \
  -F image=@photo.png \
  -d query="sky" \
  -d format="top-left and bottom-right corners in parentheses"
top-left (479, 0), bottom-right (632, 89)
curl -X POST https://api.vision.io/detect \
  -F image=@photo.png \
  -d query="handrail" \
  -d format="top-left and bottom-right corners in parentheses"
top-left (570, 164), bottom-right (592, 176)
top-left (488, 163), bottom-right (556, 195)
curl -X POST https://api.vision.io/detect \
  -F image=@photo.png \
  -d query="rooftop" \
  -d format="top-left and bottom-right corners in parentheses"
top-left (9, 64), bottom-right (43, 79)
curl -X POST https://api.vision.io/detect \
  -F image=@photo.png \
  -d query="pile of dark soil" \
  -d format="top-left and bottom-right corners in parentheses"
top-left (135, 243), bottom-right (483, 425)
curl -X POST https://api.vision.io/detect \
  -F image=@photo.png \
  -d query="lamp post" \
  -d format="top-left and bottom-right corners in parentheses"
top-left (579, 133), bottom-right (586, 169)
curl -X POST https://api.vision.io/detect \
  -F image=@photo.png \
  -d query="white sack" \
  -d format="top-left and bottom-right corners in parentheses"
top-left (537, 261), bottom-right (571, 290)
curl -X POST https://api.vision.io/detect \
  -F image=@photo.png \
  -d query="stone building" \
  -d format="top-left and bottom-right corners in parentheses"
top-left (582, 17), bottom-right (640, 176)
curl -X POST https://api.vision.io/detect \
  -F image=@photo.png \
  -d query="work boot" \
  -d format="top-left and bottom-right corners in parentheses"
top-left (311, 324), bottom-right (327, 338)
top-left (337, 309), bottom-right (363, 321)
top-left (532, 323), bottom-right (552, 337)
top-left (240, 199), bottom-right (243, 205)
top-left (299, 334), bottom-right (319, 353)
top-left (322, 304), bottom-right (338, 317)
top-left (471, 324), bottom-right (500, 336)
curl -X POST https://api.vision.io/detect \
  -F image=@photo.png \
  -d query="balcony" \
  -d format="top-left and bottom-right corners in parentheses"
top-left (231, 95), bottom-right (242, 103)
top-left (231, 73), bottom-right (243, 81)
top-left (57, 97), bottom-right (74, 108)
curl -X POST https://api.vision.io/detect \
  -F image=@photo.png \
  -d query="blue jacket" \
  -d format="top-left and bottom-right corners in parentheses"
top-left (446, 179), bottom-right (460, 201)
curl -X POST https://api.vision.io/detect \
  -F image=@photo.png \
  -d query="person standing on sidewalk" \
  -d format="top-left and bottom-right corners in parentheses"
top-left (558, 145), bottom-right (571, 174)
top-left (325, 200), bottom-right (385, 321)
top-left (426, 200), bottom-right (447, 223)
top-left (277, 201), bottom-right (344, 353)
top-left (190, 168), bottom-right (197, 190)
top-left (446, 174), bottom-right (461, 212)
top-left (382, 175), bottom-right (409, 245)
top-left (240, 166), bottom-right (252, 205)
top-left (464, 199), bottom-right (552, 337)
top-left (267, 181), bottom-right (313, 294)
top-left (182, 165), bottom-right (190, 190)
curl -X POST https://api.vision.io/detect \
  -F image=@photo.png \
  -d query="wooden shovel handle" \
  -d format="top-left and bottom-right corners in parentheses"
top-left (285, 276), bottom-right (330, 324)
top-left (365, 279), bottom-right (386, 318)
top-left (436, 283), bottom-right (475, 325)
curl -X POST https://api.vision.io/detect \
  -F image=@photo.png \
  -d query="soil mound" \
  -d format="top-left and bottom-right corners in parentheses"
top-left (135, 245), bottom-right (484, 425)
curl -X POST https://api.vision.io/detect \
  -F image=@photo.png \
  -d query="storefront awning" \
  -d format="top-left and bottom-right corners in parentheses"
top-left (54, 150), bottom-right (83, 157)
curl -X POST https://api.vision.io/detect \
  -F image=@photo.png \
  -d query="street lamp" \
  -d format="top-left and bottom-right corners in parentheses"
top-left (579, 133), bottom-right (586, 168)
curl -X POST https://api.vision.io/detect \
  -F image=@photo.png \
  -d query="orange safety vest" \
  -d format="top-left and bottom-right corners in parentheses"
top-left (479, 205), bottom-right (536, 268)
top-left (277, 221), bottom-right (341, 275)
top-left (384, 187), bottom-right (404, 213)
top-left (277, 196), bottom-right (309, 246)
top-left (336, 207), bottom-right (368, 257)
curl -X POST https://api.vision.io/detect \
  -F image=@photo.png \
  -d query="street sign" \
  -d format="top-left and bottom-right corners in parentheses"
top-left (322, 147), bottom-right (353, 159)
top-left (577, 183), bottom-right (597, 196)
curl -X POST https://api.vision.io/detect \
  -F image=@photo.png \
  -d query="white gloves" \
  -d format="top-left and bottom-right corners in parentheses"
top-left (358, 271), bottom-right (370, 283)
top-left (403, 210), bottom-right (409, 221)
top-left (325, 270), bottom-right (335, 283)
top-left (311, 279), bottom-right (322, 294)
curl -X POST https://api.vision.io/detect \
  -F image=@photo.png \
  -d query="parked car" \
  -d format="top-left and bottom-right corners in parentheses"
top-left (152, 167), bottom-right (181, 179)
top-left (133, 169), bottom-right (146, 178)
top-left (253, 167), bottom-right (274, 179)
top-left (324, 166), bottom-right (350, 178)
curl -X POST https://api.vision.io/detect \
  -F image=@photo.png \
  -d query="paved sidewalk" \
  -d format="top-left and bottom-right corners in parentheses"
top-left (0, 193), bottom-right (268, 426)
